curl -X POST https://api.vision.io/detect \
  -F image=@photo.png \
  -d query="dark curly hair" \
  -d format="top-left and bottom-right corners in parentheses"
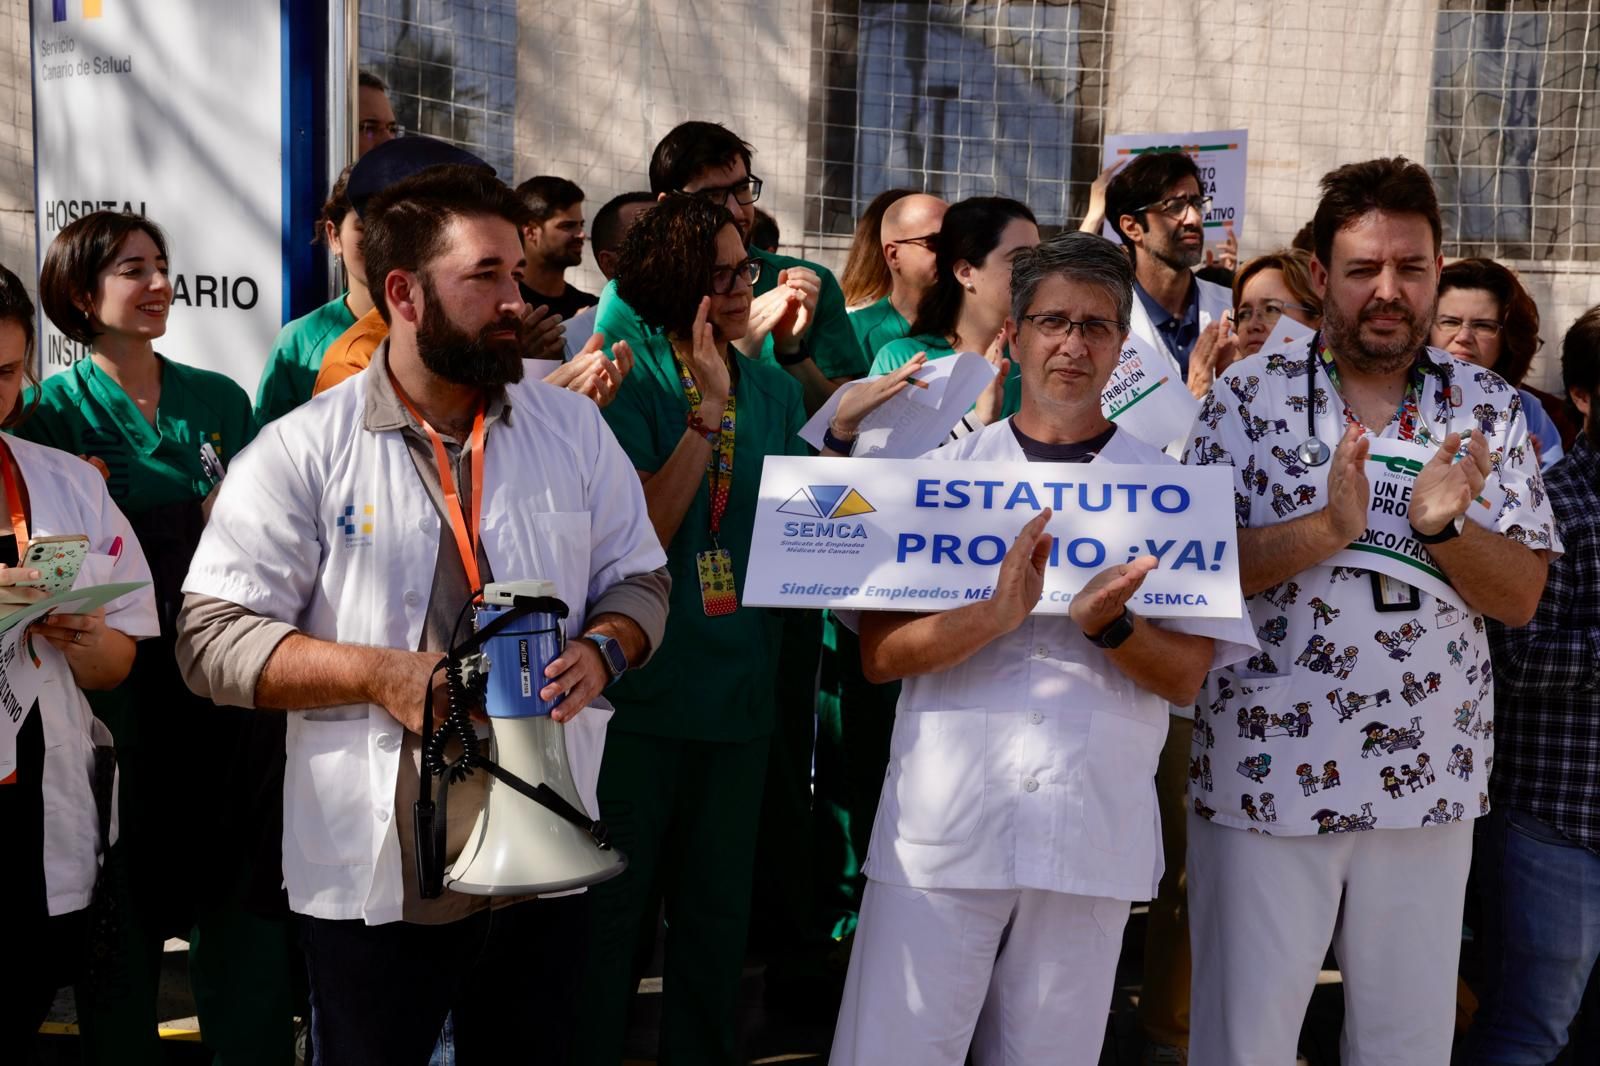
top-left (1438, 258), bottom-right (1541, 387)
top-left (613, 196), bottom-right (737, 340)
top-left (1312, 157), bottom-right (1441, 269)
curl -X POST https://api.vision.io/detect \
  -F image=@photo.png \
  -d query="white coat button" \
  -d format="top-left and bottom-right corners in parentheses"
top-left (375, 808), bottom-right (391, 822)
top-left (1032, 646), bottom-right (1048, 659)
top-left (1029, 712), bottom-right (1043, 725)
top-left (404, 590), bottom-right (421, 608)
top-left (416, 516), bottom-right (433, 533)
top-left (376, 733), bottom-right (400, 753)
top-left (1022, 777), bottom-right (1039, 793)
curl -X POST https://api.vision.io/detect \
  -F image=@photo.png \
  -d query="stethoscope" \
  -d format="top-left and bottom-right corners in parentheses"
top-left (1295, 335), bottom-right (1334, 467)
top-left (1293, 332), bottom-right (1454, 468)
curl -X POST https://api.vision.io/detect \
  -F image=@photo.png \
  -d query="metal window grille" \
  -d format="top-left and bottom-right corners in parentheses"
top-left (358, 0), bottom-right (517, 179)
top-left (807, 0), bottom-right (1113, 238)
top-left (1426, 0), bottom-right (1600, 262)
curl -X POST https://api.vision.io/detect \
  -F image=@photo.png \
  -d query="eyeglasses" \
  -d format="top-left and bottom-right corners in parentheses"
top-left (890, 232), bottom-right (940, 252)
top-left (709, 256), bottom-right (762, 295)
top-left (685, 175), bottom-right (764, 207)
top-left (1136, 194), bottom-right (1212, 220)
top-left (358, 120), bottom-right (405, 140)
top-left (1235, 300), bottom-right (1318, 327)
top-left (1020, 314), bottom-right (1126, 344)
top-left (1434, 315), bottom-right (1503, 341)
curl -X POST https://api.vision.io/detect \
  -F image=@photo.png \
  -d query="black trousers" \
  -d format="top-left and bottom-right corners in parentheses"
top-left (299, 894), bottom-right (587, 1066)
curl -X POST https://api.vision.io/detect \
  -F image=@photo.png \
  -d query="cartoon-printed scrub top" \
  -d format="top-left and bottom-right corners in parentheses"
top-left (1182, 342), bottom-right (1558, 837)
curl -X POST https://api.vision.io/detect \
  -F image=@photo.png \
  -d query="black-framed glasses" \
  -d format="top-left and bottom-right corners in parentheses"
top-left (1235, 300), bottom-right (1318, 327)
top-left (686, 175), bottom-right (763, 207)
top-left (709, 256), bottom-right (761, 295)
top-left (1136, 194), bottom-right (1211, 220)
top-left (1434, 315), bottom-right (1503, 341)
top-left (890, 231), bottom-right (940, 252)
top-left (1020, 314), bottom-right (1126, 343)
top-left (358, 120), bottom-right (405, 139)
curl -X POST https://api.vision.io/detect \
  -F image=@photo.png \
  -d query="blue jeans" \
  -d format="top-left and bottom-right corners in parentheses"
top-left (1463, 807), bottom-right (1600, 1064)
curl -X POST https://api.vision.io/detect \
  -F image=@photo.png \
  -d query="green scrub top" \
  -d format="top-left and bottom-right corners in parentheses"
top-left (871, 333), bottom-right (1022, 419)
top-left (254, 294), bottom-right (358, 425)
top-left (592, 248), bottom-right (868, 383)
top-left (600, 332), bottom-right (809, 742)
top-left (17, 355), bottom-right (258, 515)
top-left (850, 296), bottom-right (910, 365)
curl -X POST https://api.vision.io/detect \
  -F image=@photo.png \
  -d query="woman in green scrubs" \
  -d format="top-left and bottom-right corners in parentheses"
top-left (24, 211), bottom-right (284, 1066)
top-left (578, 195), bottom-right (916, 1064)
top-left (254, 165), bottom-right (365, 425)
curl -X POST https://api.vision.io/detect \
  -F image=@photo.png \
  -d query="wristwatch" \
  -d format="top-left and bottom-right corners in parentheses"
top-left (1087, 608), bottom-right (1136, 650)
top-left (1411, 515), bottom-right (1465, 545)
top-left (584, 633), bottom-right (628, 686)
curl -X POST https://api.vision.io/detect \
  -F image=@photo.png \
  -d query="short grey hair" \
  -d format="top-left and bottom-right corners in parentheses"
top-left (1010, 231), bottom-right (1135, 327)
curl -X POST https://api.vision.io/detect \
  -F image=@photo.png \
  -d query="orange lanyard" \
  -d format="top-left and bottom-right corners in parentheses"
top-left (389, 375), bottom-right (486, 595)
top-left (0, 437), bottom-right (29, 553)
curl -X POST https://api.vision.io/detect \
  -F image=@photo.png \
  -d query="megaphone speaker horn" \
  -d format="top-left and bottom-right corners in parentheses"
top-left (444, 581), bottom-right (627, 896)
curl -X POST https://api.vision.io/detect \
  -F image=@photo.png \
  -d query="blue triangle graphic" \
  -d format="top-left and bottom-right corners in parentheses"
top-left (809, 484), bottom-right (848, 518)
top-left (777, 488), bottom-right (822, 517)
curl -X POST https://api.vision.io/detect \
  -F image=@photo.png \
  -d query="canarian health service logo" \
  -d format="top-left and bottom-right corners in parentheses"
top-left (53, 0), bottom-right (103, 21)
top-left (336, 503), bottom-right (375, 547)
top-left (777, 484), bottom-right (875, 520)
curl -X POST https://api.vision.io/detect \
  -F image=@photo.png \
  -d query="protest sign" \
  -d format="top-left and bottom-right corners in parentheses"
top-left (1101, 129), bottom-right (1249, 243)
top-left (1101, 333), bottom-right (1201, 451)
top-left (1325, 438), bottom-right (1503, 607)
top-left (799, 353), bottom-right (998, 459)
top-left (744, 457), bottom-right (1242, 618)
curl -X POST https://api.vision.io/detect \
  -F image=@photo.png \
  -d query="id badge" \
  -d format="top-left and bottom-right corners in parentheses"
top-left (696, 548), bottom-right (738, 617)
top-left (1370, 572), bottom-right (1421, 612)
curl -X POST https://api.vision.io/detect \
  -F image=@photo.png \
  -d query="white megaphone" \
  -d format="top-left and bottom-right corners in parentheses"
top-left (444, 580), bottom-right (627, 896)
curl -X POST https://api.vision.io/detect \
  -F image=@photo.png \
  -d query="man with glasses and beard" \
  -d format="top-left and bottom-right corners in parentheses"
top-left (176, 165), bottom-right (670, 1064)
top-left (1181, 157), bottom-right (1556, 1065)
top-left (1106, 151), bottom-right (1234, 387)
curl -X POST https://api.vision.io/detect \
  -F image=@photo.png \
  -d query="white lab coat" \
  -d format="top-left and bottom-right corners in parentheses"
top-left (182, 373), bottom-right (667, 925)
top-left (0, 436), bottom-right (157, 915)
top-left (1127, 275), bottom-right (1233, 384)
top-left (864, 420), bottom-right (1256, 902)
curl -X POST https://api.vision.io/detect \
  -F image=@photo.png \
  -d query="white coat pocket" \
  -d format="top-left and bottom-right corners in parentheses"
top-left (886, 709), bottom-right (988, 847)
top-left (1084, 711), bottom-right (1162, 855)
top-left (289, 717), bottom-right (371, 867)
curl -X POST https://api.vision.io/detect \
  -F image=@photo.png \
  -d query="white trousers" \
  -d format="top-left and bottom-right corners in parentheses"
top-left (1187, 813), bottom-right (1472, 1066)
top-left (829, 879), bottom-right (1130, 1066)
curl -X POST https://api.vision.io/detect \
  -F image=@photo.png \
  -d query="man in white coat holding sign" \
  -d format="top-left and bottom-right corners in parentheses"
top-left (829, 232), bottom-right (1255, 1066)
top-left (1182, 157), bottom-right (1557, 1065)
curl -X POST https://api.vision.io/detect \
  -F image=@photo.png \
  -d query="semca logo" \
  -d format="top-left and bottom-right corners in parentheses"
top-left (336, 503), bottom-right (375, 548)
top-left (776, 485), bottom-right (872, 554)
top-left (52, 0), bottom-right (103, 21)
top-left (777, 484), bottom-right (874, 520)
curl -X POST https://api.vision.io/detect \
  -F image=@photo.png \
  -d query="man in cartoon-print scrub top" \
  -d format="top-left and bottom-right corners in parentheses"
top-left (1182, 158), bottom-right (1558, 1066)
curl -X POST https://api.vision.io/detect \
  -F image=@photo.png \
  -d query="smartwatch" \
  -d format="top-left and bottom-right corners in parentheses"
top-left (1411, 515), bottom-right (1465, 545)
top-left (1087, 607), bottom-right (1136, 650)
top-left (584, 633), bottom-right (628, 686)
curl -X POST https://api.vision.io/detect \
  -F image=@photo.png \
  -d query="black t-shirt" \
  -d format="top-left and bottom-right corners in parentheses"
top-left (1009, 420), bottom-right (1117, 463)
top-left (519, 282), bottom-right (598, 323)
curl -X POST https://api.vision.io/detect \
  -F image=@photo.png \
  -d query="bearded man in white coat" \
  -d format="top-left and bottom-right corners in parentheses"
top-left (176, 165), bottom-right (668, 1065)
top-left (829, 232), bottom-right (1256, 1066)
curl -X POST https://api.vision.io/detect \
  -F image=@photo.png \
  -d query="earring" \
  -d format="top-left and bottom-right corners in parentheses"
top-left (965, 283), bottom-right (976, 293)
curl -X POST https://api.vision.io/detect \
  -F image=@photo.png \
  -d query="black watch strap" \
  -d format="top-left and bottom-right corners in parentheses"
top-left (1411, 516), bottom-right (1464, 545)
top-left (1088, 607), bottom-right (1135, 649)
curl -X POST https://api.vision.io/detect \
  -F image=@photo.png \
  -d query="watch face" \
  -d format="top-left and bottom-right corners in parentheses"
top-left (593, 635), bottom-right (627, 676)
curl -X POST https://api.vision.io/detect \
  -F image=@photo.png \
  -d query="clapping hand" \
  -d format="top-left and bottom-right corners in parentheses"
top-left (1410, 430), bottom-right (1489, 537)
